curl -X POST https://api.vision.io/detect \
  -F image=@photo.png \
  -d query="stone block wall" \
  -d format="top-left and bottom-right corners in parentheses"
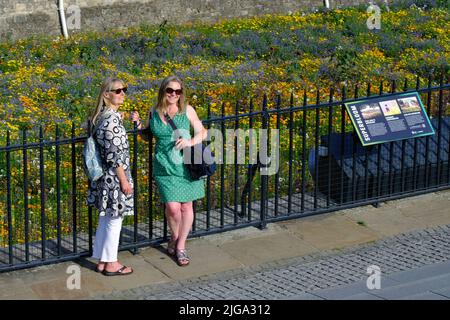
top-left (0, 0), bottom-right (376, 40)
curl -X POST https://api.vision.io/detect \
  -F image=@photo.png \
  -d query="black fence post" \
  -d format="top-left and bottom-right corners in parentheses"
top-left (259, 94), bottom-right (268, 230)
top-left (6, 130), bottom-right (13, 264)
top-left (234, 100), bottom-right (239, 224)
top-left (55, 125), bottom-right (62, 257)
top-left (288, 93), bottom-right (294, 215)
top-left (132, 121), bottom-right (139, 254)
top-left (206, 103), bottom-right (211, 230)
top-left (71, 122), bottom-right (78, 253)
top-left (22, 129), bottom-right (29, 262)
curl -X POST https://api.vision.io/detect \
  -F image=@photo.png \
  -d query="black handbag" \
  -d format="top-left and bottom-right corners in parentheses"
top-left (164, 112), bottom-right (216, 180)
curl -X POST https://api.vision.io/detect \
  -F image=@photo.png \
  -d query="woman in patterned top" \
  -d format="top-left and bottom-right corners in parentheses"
top-left (86, 77), bottom-right (134, 276)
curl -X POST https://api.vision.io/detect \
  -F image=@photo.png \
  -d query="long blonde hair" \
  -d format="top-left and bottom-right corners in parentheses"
top-left (89, 77), bottom-right (125, 131)
top-left (155, 75), bottom-right (187, 115)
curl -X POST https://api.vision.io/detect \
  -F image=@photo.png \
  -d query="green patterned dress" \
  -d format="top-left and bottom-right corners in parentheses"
top-left (150, 110), bottom-right (205, 203)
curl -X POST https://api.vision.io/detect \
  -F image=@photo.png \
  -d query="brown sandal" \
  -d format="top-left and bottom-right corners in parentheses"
top-left (176, 249), bottom-right (190, 267)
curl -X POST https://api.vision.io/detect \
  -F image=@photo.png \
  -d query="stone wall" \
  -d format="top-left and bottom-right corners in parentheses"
top-left (0, 0), bottom-right (374, 41)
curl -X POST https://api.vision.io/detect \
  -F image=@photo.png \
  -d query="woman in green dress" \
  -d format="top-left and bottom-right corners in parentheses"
top-left (132, 75), bottom-right (206, 266)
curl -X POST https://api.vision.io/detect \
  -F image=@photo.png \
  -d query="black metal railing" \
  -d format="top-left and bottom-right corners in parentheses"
top-left (0, 76), bottom-right (449, 272)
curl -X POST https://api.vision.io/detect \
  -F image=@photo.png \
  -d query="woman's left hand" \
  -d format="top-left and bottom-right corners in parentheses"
top-left (175, 138), bottom-right (192, 150)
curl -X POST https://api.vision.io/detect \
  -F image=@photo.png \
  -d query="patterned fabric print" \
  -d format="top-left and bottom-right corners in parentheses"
top-left (86, 110), bottom-right (134, 217)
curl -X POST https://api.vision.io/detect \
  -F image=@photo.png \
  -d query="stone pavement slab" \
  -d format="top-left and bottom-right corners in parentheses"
top-left (384, 260), bottom-right (450, 283)
top-left (371, 273), bottom-right (450, 300)
top-left (279, 213), bottom-right (380, 250)
top-left (431, 286), bottom-right (450, 299)
top-left (343, 205), bottom-right (426, 237)
top-left (398, 292), bottom-right (448, 300)
top-left (138, 240), bottom-right (244, 281)
top-left (216, 229), bottom-right (317, 267)
top-left (308, 277), bottom-right (400, 300)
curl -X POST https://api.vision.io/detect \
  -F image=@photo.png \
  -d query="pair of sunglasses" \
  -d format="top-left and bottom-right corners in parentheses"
top-left (165, 87), bottom-right (183, 95)
top-left (109, 87), bottom-right (128, 94)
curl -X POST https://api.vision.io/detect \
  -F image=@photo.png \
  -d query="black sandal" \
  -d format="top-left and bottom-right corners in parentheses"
top-left (167, 239), bottom-right (177, 256)
top-left (102, 265), bottom-right (133, 276)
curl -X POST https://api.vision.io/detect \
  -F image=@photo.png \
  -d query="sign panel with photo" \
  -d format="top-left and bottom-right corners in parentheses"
top-left (344, 92), bottom-right (435, 146)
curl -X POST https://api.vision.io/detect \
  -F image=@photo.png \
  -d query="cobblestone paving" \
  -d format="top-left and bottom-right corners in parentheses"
top-left (97, 224), bottom-right (450, 300)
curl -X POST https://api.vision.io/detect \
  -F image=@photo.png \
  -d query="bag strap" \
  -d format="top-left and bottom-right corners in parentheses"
top-left (164, 112), bottom-right (186, 140)
top-left (90, 109), bottom-right (114, 137)
top-left (164, 112), bottom-right (179, 132)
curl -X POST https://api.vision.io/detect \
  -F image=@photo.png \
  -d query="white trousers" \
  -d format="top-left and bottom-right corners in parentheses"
top-left (92, 215), bottom-right (123, 262)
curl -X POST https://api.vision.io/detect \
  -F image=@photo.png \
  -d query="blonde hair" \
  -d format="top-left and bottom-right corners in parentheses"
top-left (89, 77), bottom-right (125, 131)
top-left (155, 75), bottom-right (187, 115)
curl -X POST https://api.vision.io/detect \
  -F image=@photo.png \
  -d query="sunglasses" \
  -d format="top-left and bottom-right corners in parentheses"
top-left (109, 87), bottom-right (127, 94)
top-left (165, 87), bottom-right (183, 95)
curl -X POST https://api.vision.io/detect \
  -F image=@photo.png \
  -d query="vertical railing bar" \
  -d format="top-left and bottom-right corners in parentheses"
top-left (71, 123), bottom-right (77, 253)
top-left (234, 100), bottom-right (239, 224)
top-left (132, 122), bottom-right (138, 250)
top-left (163, 204), bottom-right (168, 240)
top-left (6, 131), bottom-right (13, 264)
top-left (388, 80), bottom-right (396, 195)
top-left (340, 85), bottom-right (347, 205)
top-left (364, 83), bottom-right (370, 200)
top-left (436, 75), bottom-right (444, 185)
top-left (425, 76), bottom-right (432, 188)
top-left (376, 80), bottom-right (384, 202)
top-left (88, 206), bottom-right (93, 256)
top-left (220, 102), bottom-right (225, 228)
top-left (314, 89), bottom-right (320, 210)
top-left (301, 90), bottom-right (307, 212)
top-left (288, 93), bottom-right (294, 214)
top-left (39, 127), bottom-right (46, 260)
top-left (274, 94), bottom-right (281, 216)
top-left (413, 77), bottom-right (420, 190)
top-left (55, 125), bottom-right (62, 257)
top-left (327, 87), bottom-right (334, 207)
top-left (248, 98), bottom-right (254, 221)
top-left (206, 103), bottom-right (211, 230)
top-left (376, 137), bottom-right (382, 200)
top-left (260, 94), bottom-right (268, 229)
top-left (23, 129), bottom-right (29, 262)
top-left (148, 123), bottom-right (153, 240)
top-left (352, 84), bottom-right (359, 202)
top-left (401, 80), bottom-right (408, 192)
top-left (192, 200), bottom-right (197, 234)
top-left (401, 140), bottom-right (406, 193)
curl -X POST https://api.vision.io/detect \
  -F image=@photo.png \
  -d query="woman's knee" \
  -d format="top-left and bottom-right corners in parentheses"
top-left (165, 202), bottom-right (182, 216)
top-left (180, 202), bottom-right (193, 213)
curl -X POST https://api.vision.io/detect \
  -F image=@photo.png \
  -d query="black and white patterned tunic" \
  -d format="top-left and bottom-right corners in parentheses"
top-left (86, 109), bottom-right (134, 217)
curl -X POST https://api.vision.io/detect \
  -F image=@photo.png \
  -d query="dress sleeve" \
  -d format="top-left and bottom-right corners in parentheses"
top-left (96, 113), bottom-right (127, 169)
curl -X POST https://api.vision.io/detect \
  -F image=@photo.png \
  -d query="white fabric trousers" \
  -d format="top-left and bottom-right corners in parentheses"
top-left (92, 215), bottom-right (123, 262)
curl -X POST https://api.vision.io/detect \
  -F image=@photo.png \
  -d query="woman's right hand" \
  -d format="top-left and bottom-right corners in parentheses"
top-left (130, 111), bottom-right (141, 125)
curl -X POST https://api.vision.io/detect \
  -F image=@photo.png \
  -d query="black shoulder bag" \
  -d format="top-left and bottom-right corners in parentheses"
top-left (164, 112), bottom-right (216, 180)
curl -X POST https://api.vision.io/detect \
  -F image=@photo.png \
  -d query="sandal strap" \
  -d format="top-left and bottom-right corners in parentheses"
top-left (176, 249), bottom-right (189, 260)
top-left (117, 265), bottom-right (128, 273)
